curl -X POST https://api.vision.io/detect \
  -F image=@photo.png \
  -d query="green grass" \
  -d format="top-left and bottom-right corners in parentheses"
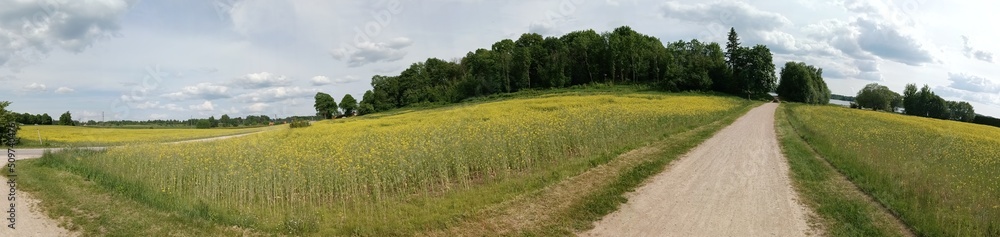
top-left (776, 104), bottom-right (909, 236)
top-left (783, 103), bottom-right (1000, 236)
top-left (15, 89), bottom-right (757, 236)
top-left (6, 150), bottom-right (263, 236)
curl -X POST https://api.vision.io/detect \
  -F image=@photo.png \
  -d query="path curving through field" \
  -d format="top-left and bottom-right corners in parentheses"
top-left (1, 131), bottom-right (269, 236)
top-left (584, 103), bottom-right (813, 236)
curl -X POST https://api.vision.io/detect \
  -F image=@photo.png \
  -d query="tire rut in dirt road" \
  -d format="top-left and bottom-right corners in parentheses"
top-left (583, 103), bottom-right (813, 236)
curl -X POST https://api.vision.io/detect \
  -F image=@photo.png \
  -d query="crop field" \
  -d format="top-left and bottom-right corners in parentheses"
top-left (16, 125), bottom-right (275, 147)
top-left (28, 92), bottom-right (751, 235)
top-left (785, 104), bottom-right (1000, 236)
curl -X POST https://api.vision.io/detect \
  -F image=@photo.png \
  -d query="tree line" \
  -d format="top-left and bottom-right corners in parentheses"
top-left (854, 83), bottom-right (975, 122)
top-left (321, 26), bottom-right (793, 117)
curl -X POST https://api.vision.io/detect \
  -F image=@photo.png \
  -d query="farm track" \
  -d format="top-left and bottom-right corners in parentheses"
top-left (1, 131), bottom-right (267, 237)
top-left (584, 103), bottom-right (814, 236)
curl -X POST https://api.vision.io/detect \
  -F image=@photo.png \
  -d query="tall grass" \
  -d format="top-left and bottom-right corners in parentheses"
top-left (39, 93), bottom-right (748, 234)
top-left (786, 104), bottom-right (1000, 236)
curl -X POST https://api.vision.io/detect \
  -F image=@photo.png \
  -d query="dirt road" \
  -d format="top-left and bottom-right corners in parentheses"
top-left (0, 131), bottom-right (267, 236)
top-left (584, 103), bottom-right (813, 236)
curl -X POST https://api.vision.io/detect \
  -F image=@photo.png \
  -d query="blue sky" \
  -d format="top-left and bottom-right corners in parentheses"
top-left (2, 0), bottom-right (999, 121)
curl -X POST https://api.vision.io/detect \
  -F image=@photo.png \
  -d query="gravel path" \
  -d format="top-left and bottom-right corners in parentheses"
top-left (1, 131), bottom-right (266, 236)
top-left (583, 103), bottom-right (813, 236)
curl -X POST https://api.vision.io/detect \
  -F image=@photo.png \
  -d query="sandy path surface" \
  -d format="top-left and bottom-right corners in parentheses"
top-left (584, 103), bottom-right (813, 236)
top-left (1, 131), bottom-right (267, 236)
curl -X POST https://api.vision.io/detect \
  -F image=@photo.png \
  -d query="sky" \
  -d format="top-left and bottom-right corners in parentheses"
top-left (1, 0), bottom-right (999, 121)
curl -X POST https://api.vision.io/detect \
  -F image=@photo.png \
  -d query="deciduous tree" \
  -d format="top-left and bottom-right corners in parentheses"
top-left (314, 92), bottom-right (337, 119)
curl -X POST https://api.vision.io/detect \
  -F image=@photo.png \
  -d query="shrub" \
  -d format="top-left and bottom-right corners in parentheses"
top-left (289, 120), bottom-right (310, 128)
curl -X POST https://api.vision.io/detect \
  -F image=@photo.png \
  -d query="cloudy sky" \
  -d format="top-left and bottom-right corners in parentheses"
top-left (2, 0), bottom-right (999, 121)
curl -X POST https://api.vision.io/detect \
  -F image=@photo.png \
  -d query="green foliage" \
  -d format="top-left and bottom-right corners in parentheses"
top-left (777, 61), bottom-right (830, 104)
top-left (1, 101), bottom-right (20, 146)
top-left (219, 114), bottom-right (231, 127)
top-left (902, 84), bottom-right (975, 121)
top-left (58, 111), bottom-right (74, 126)
top-left (854, 83), bottom-right (900, 111)
top-left (314, 92), bottom-right (337, 119)
top-left (738, 45), bottom-right (777, 98)
top-left (208, 116), bottom-right (217, 128)
top-left (289, 120), bottom-right (310, 128)
top-left (195, 120), bottom-right (211, 129)
top-left (340, 94), bottom-right (358, 115)
top-left (359, 26), bottom-right (782, 113)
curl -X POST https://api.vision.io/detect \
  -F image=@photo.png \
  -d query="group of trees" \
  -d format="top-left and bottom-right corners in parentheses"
top-left (15, 112), bottom-right (54, 125)
top-left (193, 114), bottom-right (274, 128)
top-left (854, 83), bottom-right (976, 122)
top-left (341, 26), bottom-right (778, 115)
top-left (11, 111), bottom-right (76, 126)
top-left (776, 61), bottom-right (830, 104)
top-left (314, 92), bottom-right (359, 119)
top-left (902, 84), bottom-right (975, 122)
top-left (855, 83), bottom-right (901, 112)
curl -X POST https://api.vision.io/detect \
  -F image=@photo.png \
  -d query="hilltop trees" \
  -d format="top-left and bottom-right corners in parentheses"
top-left (855, 83), bottom-right (900, 111)
top-left (314, 92), bottom-right (337, 119)
top-left (776, 62), bottom-right (830, 104)
top-left (340, 94), bottom-right (358, 116)
top-left (354, 26), bottom-right (782, 114)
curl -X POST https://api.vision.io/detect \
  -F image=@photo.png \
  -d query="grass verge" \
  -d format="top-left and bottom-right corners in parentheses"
top-left (776, 104), bottom-right (912, 236)
top-left (5, 150), bottom-right (263, 236)
top-left (783, 104), bottom-right (1000, 236)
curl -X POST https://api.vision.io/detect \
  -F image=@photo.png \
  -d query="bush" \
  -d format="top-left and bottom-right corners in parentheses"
top-left (289, 120), bottom-right (310, 128)
top-left (195, 120), bottom-right (211, 129)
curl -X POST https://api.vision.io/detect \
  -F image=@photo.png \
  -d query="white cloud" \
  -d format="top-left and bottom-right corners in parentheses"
top-left (149, 114), bottom-right (168, 119)
top-left (23, 83), bottom-right (46, 92)
top-left (189, 101), bottom-right (215, 111)
top-left (246, 103), bottom-right (269, 113)
top-left (332, 75), bottom-right (361, 84)
top-left (311, 76), bottom-right (332, 86)
top-left (233, 72), bottom-right (292, 89)
top-left (221, 106), bottom-right (241, 114)
top-left (135, 101), bottom-right (160, 109)
top-left (947, 73), bottom-right (1000, 93)
top-left (659, 1), bottom-right (792, 32)
top-left (54, 86), bottom-right (74, 94)
top-left (162, 103), bottom-right (185, 111)
top-left (235, 86), bottom-right (317, 103)
top-left (330, 37), bottom-right (413, 67)
top-left (528, 21), bottom-right (560, 36)
top-left (161, 83), bottom-right (230, 100)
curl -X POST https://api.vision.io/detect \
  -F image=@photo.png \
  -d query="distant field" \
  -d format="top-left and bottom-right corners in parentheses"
top-left (15, 125), bottom-right (277, 147)
top-left (785, 104), bottom-right (1000, 236)
top-left (18, 91), bottom-right (753, 235)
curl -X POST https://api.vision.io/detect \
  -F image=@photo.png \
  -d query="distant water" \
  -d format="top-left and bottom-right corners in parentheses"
top-left (829, 99), bottom-right (851, 107)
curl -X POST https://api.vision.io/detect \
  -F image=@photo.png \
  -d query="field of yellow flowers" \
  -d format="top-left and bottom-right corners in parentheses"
top-left (41, 93), bottom-right (748, 234)
top-left (17, 125), bottom-right (273, 147)
top-left (786, 105), bottom-right (999, 236)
